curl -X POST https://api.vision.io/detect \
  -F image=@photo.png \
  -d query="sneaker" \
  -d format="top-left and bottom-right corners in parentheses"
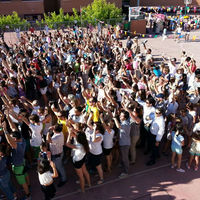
top-left (97, 179), bottom-right (104, 185)
top-left (118, 173), bottom-right (128, 179)
top-left (186, 162), bottom-right (191, 170)
top-left (171, 164), bottom-right (177, 169)
top-left (194, 166), bottom-right (198, 171)
top-left (176, 168), bottom-right (185, 173)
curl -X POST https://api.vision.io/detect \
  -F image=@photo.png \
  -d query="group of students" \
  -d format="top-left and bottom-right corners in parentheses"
top-left (0, 24), bottom-right (199, 200)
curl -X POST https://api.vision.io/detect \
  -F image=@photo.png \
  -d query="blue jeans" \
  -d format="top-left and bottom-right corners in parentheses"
top-left (0, 170), bottom-right (15, 200)
top-left (52, 153), bottom-right (66, 182)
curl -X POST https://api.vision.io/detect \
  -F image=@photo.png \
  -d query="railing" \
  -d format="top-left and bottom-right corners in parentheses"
top-left (0, 18), bottom-right (125, 32)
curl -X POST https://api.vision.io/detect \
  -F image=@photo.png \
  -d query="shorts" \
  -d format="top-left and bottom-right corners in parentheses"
top-left (176, 33), bottom-right (181, 35)
top-left (40, 87), bottom-right (47, 95)
top-left (89, 153), bottom-right (102, 167)
top-left (73, 156), bottom-right (86, 169)
top-left (189, 142), bottom-right (200, 156)
top-left (103, 148), bottom-right (112, 156)
top-left (12, 165), bottom-right (27, 185)
top-left (32, 146), bottom-right (40, 159)
top-left (171, 146), bottom-right (182, 154)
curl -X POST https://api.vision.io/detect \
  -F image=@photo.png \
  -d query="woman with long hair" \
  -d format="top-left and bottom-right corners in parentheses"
top-left (38, 159), bottom-right (58, 200)
top-left (170, 120), bottom-right (185, 172)
top-left (66, 130), bottom-right (91, 192)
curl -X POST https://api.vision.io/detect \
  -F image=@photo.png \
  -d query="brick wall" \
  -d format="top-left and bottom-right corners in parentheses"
top-left (130, 0), bottom-right (200, 6)
top-left (0, 0), bottom-right (44, 16)
top-left (61, 0), bottom-right (122, 13)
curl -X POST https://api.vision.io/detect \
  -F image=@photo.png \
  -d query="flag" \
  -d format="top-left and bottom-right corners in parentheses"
top-left (134, 31), bottom-right (136, 34)
top-left (154, 35), bottom-right (158, 38)
top-left (125, 31), bottom-right (127, 36)
top-left (149, 35), bottom-right (152, 38)
top-left (142, 34), bottom-right (145, 37)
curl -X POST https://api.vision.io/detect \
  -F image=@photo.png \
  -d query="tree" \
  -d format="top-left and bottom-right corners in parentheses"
top-left (0, 12), bottom-right (29, 31)
top-left (81, 0), bottom-right (122, 25)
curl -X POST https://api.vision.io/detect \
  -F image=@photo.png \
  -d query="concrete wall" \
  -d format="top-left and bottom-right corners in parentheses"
top-left (0, 0), bottom-right (44, 16)
top-left (130, 19), bottom-right (146, 34)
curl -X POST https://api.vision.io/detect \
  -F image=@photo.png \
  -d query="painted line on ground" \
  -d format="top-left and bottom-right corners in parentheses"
top-left (53, 159), bottom-right (187, 200)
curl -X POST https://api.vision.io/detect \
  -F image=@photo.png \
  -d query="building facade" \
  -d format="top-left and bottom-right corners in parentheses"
top-left (130, 0), bottom-right (200, 6)
top-left (0, 0), bottom-right (122, 18)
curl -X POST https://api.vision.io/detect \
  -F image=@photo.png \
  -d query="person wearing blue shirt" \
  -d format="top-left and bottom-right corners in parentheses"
top-left (170, 121), bottom-right (185, 173)
top-left (3, 113), bottom-right (31, 199)
top-left (0, 144), bottom-right (16, 200)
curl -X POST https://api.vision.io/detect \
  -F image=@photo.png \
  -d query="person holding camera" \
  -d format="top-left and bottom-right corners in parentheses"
top-left (38, 158), bottom-right (58, 200)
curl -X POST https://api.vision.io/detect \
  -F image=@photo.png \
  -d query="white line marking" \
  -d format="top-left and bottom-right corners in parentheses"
top-left (53, 159), bottom-right (187, 200)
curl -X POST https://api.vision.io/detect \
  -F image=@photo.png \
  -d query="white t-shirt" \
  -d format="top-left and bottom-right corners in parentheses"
top-left (38, 171), bottom-right (53, 185)
top-left (97, 88), bottom-right (105, 101)
top-left (30, 123), bottom-right (43, 147)
top-left (103, 129), bottom-right (115, 149)
top-left (168, 63), bottom-right (177, 76)
top-left (72, 141), bottom-right (86, 162)
top-left (193, 123), bottom-right (200, 132)
top-left (9, 106), bottom-right (20, 123)
top-left (89, 133), bottom-right (103, 155)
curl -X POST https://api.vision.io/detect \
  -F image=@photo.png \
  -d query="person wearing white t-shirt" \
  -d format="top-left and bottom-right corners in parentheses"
top-left (20, 114), bottom-right (43, 160)
top-left (38, 159), bottom-right (58, 200)
top-left (87, 117), bottom-right (104, 185)
top-left (100, 114), bottom-right (115, 173)
top-left (66, 131), bottom-right (91, 192)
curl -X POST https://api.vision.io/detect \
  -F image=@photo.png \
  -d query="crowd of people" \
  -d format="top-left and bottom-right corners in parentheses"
top-left (147, 13), bottom-right (200, 37)
top-left (0, 24), bottom-right (199, 200)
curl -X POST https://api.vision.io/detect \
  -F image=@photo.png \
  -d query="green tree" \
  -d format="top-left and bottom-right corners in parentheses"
top-left (81, 0), bottom-right (122, 25)
top-left (0, 11), bottom-right (29, 30)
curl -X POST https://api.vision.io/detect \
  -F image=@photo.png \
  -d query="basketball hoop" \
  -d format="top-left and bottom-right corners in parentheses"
top-left (184, 0), bottom-right (192, 5)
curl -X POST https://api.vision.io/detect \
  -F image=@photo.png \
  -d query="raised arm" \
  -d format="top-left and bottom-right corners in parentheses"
top-left (2, 120), bottom-right (17, 149)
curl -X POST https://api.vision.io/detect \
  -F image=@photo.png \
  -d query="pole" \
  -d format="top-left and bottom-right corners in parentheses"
top-left (137, 0), bottom-right (140, 7)
top-left (185, 1), bottom-right (187, 15)
top-left (80, 6), bottom-right (82, 27)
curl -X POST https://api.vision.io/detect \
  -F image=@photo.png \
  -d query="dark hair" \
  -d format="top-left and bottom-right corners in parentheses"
top-left (75, 106), bottom-right (82, 113)
top-left (0, 144), bottom-right (7, 155)
top-left (29, 114), bottom-right (40, 123)
top-left (12, 131), bottom-right (22, 140)
top-left (77, 131), bottom-right (89, 153)
top-left (121, 110), bottom-right (129, 120)
top-left (174, 122), bottom-right (184, 135)
top-left (54, 124), bottom-right (63, 133)
top-left (148, 96), bottom-right (155, 106)
top-left (41, 142), bottom-right (48, 149)
top-left (37, 159), bottom-right (51, 174)
top-left (193, 131), bottom-right (200, 141)
top-left (95, 123), bottom-right (105, 134)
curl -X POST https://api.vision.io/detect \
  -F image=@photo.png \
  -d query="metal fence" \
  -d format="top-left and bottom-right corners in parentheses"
top-left (0, 18), bottom-right (125, 32)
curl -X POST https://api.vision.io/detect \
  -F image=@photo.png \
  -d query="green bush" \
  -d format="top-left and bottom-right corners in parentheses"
top-left (81, 0), bottom-right (122, 25)
top-left (0, 0), bottom-right (122, 30)
top-left (0, 11), bottom-right (29, 30)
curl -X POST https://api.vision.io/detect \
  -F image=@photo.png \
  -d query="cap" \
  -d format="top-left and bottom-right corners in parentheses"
top-left (156, 93), bottom-right (164, 99)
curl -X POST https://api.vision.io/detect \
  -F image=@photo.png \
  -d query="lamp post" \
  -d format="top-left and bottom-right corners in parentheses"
top-left (137, 0), bottom-right (140, 7)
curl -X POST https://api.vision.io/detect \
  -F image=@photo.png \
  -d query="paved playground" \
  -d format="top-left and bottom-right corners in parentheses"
top-left (3, 30), bottom-right (200, 200)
